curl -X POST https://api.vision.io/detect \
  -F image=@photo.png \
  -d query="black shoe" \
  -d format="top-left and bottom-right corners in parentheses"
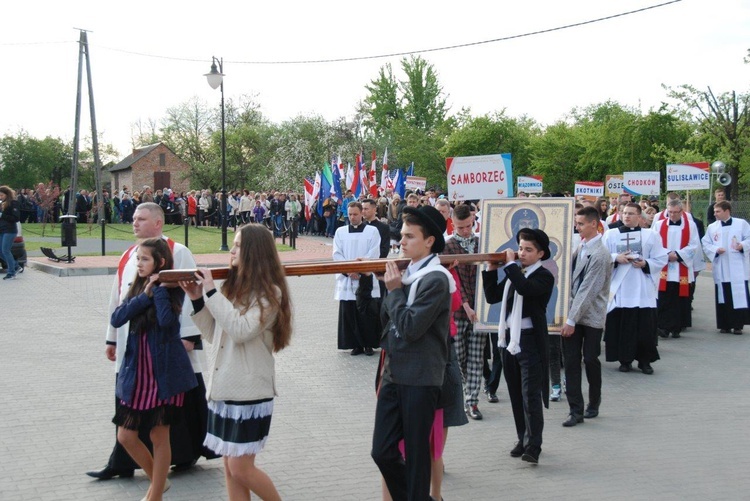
top-left (487, 393), bottom-right (499, 403)
top-left (171, 459), bottom-right (198, 472)
top-left (364, 347), bottom-right (374, 356)
top-left (657, 328), bottom-right (669, 339)
top-left (720, 329), bottom-right (731, 333)
top-left (618, 363), bottom-right (632, 373)
top-left (733, 329), bottom-right (743, 335)
top-left (671, 331), bottom-right (681, 339)
top-left (522, 446), bottom-right (541, 464)
top-left (467, 405), bottom-right (483, 420)
top-left (639, 362), bottom-right (654, 375)
top-left (584, 406), bottom-right (599, 419)
top-left (510, 442), bottom-right (525, 458)
top-left (350, 347), bottom-right (364, 356)
top-left (86, 465), bottom-right (134, 480)
top-left (562, 414), bottom-right (583, 427)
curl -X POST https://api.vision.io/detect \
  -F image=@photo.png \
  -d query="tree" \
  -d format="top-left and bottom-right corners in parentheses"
top-left (442, 112), bottom-right (538, 178)
top-left (0, 132), bottom-right (70, 189)
top-left (529, 122), bottom-right (585, 193)
top-left (665, 85), bottom-right (750, 197)
top-left (362, 64), bottom-right (401, 136)
top-left (399, 55), bottom-right (448, 132)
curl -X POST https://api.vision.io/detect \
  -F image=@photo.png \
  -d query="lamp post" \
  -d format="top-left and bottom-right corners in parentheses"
top-left (204, 57), bottom-right (229, 251)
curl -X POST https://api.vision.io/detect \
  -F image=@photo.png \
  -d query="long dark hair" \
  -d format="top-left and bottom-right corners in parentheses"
top-left (126, 238), bottom-right (182, 334)
top-left (221, 225), bottom-right (292, 352)
top-left (0, 186), bottom-right (15, 212)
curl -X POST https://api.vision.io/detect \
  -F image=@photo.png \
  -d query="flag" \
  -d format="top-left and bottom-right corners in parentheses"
top-left (358, 152), bottom-right (369, 198)
top-left (337, 156), bottom-right (346, 180)
top-left (312, 171), bottom-right (322, 216)
top-left (304, 178), bottom-right (315, 220)
top-left (369, 149), bottom-right (379, 197)
top-left (351, 154), bottom-right (361, 196)
top-left (406, 162), bottom-right (414, 177)
top-left (380, 147), bottom-right (389, 193)
top-left (318, 168), bottom-right (331, 217)
top-left (395, 168), bottom-right (406, 198)
top-left (331, 157), bottom-right (344, 201)
top-left (345, 162), bottom-right (354, 192)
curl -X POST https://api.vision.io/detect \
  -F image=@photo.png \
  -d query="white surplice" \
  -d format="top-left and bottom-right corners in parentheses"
top-left (702, 217), bottom-right (750, 308)
top-left (653, 217), bottom-right (700, 283)
top-left (602, 227), bottom-right (668, 311)
top-left (332, 223), bottom-right (381, 301)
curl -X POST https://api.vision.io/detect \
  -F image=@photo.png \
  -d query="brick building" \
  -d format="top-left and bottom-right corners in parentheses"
top-left (109, 143), bottom-right (191, 196)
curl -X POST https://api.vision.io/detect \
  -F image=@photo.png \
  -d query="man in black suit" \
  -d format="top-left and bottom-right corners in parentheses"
top-left (482, 228), bottom-right (554, 464)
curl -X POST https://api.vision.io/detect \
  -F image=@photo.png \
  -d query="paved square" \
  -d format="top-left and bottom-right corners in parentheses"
top-left (1, 262), bottom-right (749, 500)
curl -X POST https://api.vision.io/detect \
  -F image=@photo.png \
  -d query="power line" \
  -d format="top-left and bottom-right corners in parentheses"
top-left (5, 1), bottom-right (682, 65)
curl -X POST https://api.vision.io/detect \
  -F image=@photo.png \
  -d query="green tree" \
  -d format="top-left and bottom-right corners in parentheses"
top-left (529, 122), bottom-right (585, 193)
top-left (0, 132), bottom-right (71, 189)
top-left (443, 112), bottom-right (538, 179)
top-left (665, 85), bottom-right (750, 197)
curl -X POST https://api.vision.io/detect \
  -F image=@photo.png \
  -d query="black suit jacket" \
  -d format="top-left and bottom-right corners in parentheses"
top-left (483, 263), bottom-right (554, 407)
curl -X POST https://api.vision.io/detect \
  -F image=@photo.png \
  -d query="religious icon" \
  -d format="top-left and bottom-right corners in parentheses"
top-left (475, 199), bottom-right (575, 332)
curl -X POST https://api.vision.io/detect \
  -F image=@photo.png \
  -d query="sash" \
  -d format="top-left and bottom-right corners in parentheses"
top-left (658, 214), bottom-right (690, 297)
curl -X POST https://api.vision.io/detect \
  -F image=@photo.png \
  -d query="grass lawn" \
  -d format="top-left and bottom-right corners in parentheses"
top-left (21, 223), bottom-right (294, 255)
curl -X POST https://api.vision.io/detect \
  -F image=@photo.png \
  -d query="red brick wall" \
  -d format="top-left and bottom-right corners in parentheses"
top-left (131, 144), bottom-right (191, 196)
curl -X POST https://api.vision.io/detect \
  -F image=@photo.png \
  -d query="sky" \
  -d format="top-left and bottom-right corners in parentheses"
top-left (1, 0), bottom-right (748, 162)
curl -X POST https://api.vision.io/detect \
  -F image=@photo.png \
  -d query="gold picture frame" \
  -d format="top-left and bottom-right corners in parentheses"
top-left (475, 198), bottom-right (575, 332)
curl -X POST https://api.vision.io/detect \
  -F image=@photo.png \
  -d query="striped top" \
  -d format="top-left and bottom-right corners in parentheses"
top-left (122, 332), bottom-right (185, 410)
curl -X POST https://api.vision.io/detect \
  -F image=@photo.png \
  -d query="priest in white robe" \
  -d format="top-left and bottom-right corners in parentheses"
top-left (333, 201), bottom-right (382, 354)
top-left (653, 200), bottom-right (700, 339)
top-left (602, 203), bottom-right (668, 375)
top-left (701, 201), bottom-right (750, 334)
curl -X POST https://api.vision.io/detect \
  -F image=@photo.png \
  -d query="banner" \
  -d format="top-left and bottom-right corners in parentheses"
top-left (665, 162), bottom-right (710, 190)
top-left (623, 171), bottom-right (660, 196)
top-left (605, 175), bottom-right (624, 196)
top-left (405, 176), bottom-right (427, 192)
top-left (517, 175), bottom-right (543, 194)
top-left (446, 153), bottom-right (513, 201)
top-left (574, 181), bottom-right (604, 199)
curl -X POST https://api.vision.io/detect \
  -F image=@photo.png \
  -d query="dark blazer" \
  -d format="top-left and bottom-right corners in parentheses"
top-left (380, 270), bottom-right (451, 387)
top-left (111, 286), bottom-right (197, 405)
top-left (367, 218), bottom-right (391, 258)
top-left (482, 263), bottom-right (554, 407)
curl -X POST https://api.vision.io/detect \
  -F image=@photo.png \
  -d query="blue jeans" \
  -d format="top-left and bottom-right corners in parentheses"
top-left (1, 232), bottom-right (18, 276)
top-left (325, 215), bottom-right (337, 236)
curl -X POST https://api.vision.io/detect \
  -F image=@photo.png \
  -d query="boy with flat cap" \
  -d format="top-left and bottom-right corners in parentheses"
top-left (371, 204), bottom-right (456, 501)
top-left (482, 228), bottom-right (554, 464)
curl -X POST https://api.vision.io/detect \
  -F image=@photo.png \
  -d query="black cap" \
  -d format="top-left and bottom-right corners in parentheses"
top-left (402, 205), bottom-right (447, 253)
top-left (517, 228), bottom-right (551, 261)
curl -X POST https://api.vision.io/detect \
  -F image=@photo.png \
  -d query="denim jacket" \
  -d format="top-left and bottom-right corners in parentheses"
top-left (111, 286), bottom-right (197, 405)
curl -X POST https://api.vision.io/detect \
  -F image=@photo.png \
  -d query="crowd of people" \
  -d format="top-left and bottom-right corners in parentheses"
top-left (7, 177), bottom-right (745, 498)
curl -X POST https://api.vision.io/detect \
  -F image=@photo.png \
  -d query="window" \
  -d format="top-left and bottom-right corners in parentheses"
top-left (159, 153), bottom-right (166, 167)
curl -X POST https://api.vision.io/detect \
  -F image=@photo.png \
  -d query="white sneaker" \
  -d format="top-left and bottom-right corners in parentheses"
top-left (550, 385), bottom-right (561, 402)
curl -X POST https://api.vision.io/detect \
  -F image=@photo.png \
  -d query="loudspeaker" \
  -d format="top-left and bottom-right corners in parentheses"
top-left (717, 173), bottom-right (732, 186)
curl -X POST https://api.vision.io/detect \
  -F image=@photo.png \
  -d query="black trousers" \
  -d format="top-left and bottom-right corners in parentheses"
top-left (372, 382), bottom-right (439, 501)
top-left (503, 330), bottom-right (544, 450)
top-left (337, 300), bottom-right (378, 350)
top-left (483, 331), bottom-right (503, 394)
top-left (562, 324), bottom-right (603, 417)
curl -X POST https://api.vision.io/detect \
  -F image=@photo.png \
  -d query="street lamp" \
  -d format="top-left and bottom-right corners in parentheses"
top-left (204, 56), bottom-right (229, 251)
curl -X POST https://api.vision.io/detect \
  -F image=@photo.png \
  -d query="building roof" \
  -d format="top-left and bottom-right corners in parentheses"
top-left (109, 143), bottom-right (162, 173)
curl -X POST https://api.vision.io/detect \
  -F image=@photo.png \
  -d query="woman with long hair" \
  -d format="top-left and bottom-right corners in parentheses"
top-left (180, 224), bottom-right (292, 501)
top-left (0, 186), bottom-right (21, 280)
top-left (111, 238), bottom-right (198, 500)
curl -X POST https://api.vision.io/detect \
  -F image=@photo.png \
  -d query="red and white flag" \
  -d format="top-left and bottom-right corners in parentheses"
top-left (304, 178), bottom-right (315, 220)
top-left (369, 150), bottom-right (379, 197)
top-left (380, 147), bottom-right (389, 193)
